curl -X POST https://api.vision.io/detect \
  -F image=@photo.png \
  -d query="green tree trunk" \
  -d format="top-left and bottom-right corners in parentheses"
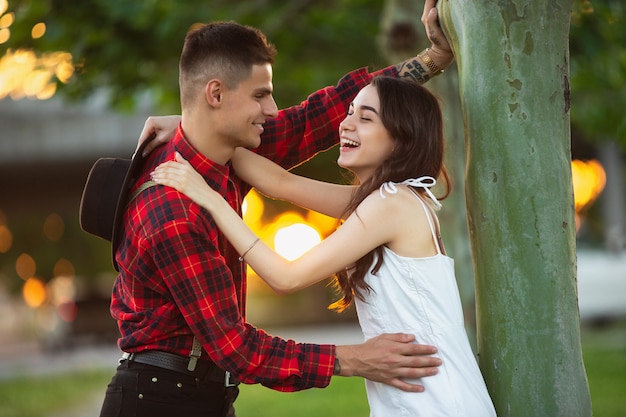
top-left (438, 1), bottom-right (592, 415)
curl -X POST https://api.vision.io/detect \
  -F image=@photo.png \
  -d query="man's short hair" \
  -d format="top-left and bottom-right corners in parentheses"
top-left (179, 21), bottom-right (277, 108)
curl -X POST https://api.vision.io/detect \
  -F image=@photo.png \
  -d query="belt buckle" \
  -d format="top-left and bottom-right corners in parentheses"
top-left (224, 371), bottom-right (237, 388)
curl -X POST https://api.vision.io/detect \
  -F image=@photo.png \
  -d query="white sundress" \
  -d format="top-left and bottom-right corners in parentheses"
top-left (355, 178), bottom-right (497, 417)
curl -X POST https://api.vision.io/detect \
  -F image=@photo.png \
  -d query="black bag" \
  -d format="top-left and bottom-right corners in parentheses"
top-left (79, 134), bottom-right (156, 271)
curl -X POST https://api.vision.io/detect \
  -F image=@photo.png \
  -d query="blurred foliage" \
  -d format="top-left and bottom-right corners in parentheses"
top-left (3, 0), bottom-right (388, 112)
top-left (3, 0), bottom-right (622, 143)
top-left (570, 0), bottom-right (626, 146)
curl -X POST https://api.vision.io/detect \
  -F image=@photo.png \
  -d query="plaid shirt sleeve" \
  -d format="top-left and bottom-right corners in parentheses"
top-left (255, 65), bottom-right (398, 169)
top-left (140, 190), bottom-right (335, 391)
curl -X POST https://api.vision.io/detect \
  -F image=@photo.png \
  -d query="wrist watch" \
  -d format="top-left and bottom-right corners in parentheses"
top-left (419, 48), bottom-right (443, 75)
top-left (333, 357), bottom-right (341, 375)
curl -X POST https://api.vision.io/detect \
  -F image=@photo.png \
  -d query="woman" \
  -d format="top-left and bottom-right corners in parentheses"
top-left (152, 76), bottom-right (496, 417)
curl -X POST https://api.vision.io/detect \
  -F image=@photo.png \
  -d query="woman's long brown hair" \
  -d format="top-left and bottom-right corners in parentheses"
top-left (329, 76), bottom-right (451, 312)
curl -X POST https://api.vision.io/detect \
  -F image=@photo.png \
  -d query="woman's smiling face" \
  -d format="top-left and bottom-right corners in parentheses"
top-left (337, 84), bottom-right (395, 182)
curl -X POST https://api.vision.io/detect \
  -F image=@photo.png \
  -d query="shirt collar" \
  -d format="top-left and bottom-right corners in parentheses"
top-left (171, 124), bottom-right (231, 196)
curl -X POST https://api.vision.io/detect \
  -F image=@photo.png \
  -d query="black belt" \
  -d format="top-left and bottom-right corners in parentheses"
top-left (120, 350), bottom-right (239, 387)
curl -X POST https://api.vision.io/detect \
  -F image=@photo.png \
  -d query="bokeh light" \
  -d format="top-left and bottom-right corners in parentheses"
top-left (274, 222), bottom-right (321, 261)
top-left (0, 11), bottom-right (13, 28)
top-left (572, 159), bottom-right (606, 212)
top-left (571, 159), bottom-right (606, 232)
top-left (0, 46), bottom-right (74, 99)
top-left (49, 275), bottom-right (77, 322)
top-left (15, 253), bottom-right (36, 280)
top-left (306, 210), bottom-right (339, 237)
top-left (43, 213), bottom-right (65, 242)
top-left (0, 225), bottom-right (12, 253)
top-left (242, 189), bottom-right (265, 229)
top-left (53, 258), bottom-right (75, 278)
top-left (23, 69), bottom-right (51, 96)
top-left (31, 22), bottom-right (45, 39)
top-left (22, 277), bottom-right (47, 308)
top-left (0, 0), bottom-right (75, 98)
top-left (0, 28), bottom-right (9, 44)
top-left (0, 9), bottom-right (12, 45)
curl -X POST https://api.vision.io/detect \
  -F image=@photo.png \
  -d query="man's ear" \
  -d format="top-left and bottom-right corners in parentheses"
top-left (205, 79), bottom-right (222, 107)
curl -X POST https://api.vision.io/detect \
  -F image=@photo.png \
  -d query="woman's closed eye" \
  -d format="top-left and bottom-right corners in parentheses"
top-left (346, 112), bottom-right (371, 122)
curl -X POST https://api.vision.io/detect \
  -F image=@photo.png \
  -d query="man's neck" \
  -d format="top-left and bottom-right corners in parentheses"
top-left (181, 117), bottom-right (234, 166)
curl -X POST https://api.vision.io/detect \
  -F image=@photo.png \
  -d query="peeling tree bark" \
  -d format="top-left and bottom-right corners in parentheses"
top-left (438, 1), bottom-right (592, 415)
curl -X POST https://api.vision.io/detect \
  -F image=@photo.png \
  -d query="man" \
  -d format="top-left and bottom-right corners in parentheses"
top-left (100, 3), bottom-right (454, 417)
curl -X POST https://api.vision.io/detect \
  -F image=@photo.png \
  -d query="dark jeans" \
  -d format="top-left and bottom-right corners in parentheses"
top-left (99, 361), bottom-right (239, 417)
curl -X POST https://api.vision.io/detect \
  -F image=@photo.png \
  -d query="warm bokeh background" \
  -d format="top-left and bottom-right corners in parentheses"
top-left (0, 1), bottom-right (624, 415)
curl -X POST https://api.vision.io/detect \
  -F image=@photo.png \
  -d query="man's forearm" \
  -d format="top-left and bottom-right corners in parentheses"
top-left (334, 334), bottom-right (441, 392)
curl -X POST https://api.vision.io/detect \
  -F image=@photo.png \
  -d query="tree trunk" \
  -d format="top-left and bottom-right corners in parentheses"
top-left (438, 1), bottom-right (592, 415)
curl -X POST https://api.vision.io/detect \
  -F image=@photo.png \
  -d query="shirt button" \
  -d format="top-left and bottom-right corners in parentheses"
top-left (152, 377), bottom-right (158, 383)
top-left (138, 393), bottom-right (144, 399)
top-left (177, 382), bottom-right (183, 388)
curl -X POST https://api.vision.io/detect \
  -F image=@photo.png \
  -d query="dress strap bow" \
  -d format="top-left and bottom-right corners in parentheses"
top-left (379, 176), bottom-right (442, 208)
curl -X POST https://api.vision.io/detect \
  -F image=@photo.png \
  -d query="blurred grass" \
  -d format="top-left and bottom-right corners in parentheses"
top-left (236, 377), bottom-right (368, 417)
top-left (0, 368), bottom-right (110, 417)
top-left (580, 320), bottom-right (626, 417)
top-left (0, 321), bottom-right (624, 417)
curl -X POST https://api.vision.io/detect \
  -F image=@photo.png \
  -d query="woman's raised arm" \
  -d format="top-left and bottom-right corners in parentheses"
top-left (232, 147), bottom-right (355, 219)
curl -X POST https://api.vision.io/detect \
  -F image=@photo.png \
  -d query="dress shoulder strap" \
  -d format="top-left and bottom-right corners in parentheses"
top-left (408, 189), bottom-right (442, 255)
top-left (379, 177), bottom-right (445, 255)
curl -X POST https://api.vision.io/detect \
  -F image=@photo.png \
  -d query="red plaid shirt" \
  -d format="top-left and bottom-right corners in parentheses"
top-left (111, 65), bottom-right (397, 391)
